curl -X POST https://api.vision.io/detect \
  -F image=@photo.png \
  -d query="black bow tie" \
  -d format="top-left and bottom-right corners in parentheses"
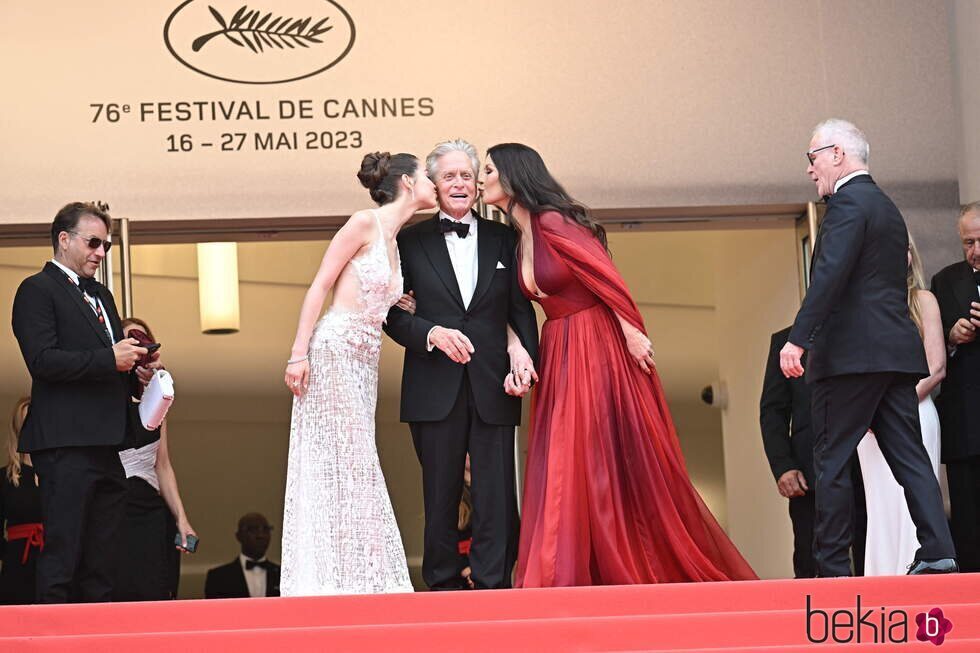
top-left (77, 276), bottom-right (99, 296)
top-left (439, 218), bottom-right (470, 238)
top-left (245, 559), bottom-right (269, 571)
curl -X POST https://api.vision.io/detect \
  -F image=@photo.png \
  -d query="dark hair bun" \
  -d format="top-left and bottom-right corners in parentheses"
top-left (357, 152), bottom-right (393, 203)
top-left (355, 151), bottom-right (418, 206)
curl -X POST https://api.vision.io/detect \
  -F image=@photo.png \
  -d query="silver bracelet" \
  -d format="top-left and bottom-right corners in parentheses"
top-left (286, 355), bottom-right (308, 365)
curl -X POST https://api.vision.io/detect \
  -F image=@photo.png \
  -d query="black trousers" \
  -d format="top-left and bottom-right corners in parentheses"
top-left (410, 373), bottom-right (519, 590)
top-left (31, 446), bottom-right (127, 603)
top-left (947, 454), bottom-right (980, 572)
top-left (788, 458), bottom-right (867, 578)
top-left (811, 372), bottom-right (954, 576)
top-left (113, 477), bottom-right (180, 601)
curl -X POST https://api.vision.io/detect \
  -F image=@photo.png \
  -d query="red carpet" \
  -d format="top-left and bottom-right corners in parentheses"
top-left (1, 574), bottom-right (977, 651)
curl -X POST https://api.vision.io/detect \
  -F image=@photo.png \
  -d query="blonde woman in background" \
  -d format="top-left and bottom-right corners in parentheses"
top-left (0, 397), bottom-right (43, 604)
top-left (857, 234), bottom-right (946, 575)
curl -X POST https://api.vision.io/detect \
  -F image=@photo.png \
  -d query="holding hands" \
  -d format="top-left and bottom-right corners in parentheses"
top-left (505, 343), bottom-right (537, 397)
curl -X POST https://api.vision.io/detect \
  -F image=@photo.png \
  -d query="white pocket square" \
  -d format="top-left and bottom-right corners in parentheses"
top-left (496, 261), bottom-right (506, 269)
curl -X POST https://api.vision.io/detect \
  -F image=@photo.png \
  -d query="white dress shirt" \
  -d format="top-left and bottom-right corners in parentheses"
top-left (440, 210), bottom-right (479, 307)
top-left (49, 258), bottom-right (115, 342)
top-left (833, 169), bottom-right (870, 194)
top-left (426, 211), bottom-right (480, 351)
top-left (239, 553), bottom-right (268, 598)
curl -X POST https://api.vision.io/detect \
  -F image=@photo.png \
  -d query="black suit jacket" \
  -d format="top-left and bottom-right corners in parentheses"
top-left (12, 262), bottom-right (131, 453)
top-left (788, 175), bottom-right (928, 383)
top-left (204, 558), bottom-right (280, 598)
top-left (383, 213), bottom-right (539, 425)
top-left (930, 260), bottom-right (980, 461)
top-left (760, 327), bottom-right (814, 482)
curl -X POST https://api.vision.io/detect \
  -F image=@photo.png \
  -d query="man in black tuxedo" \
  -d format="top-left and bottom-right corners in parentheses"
top-left (384, 139), bottom-right (538, 590)
top-left (204, 513), bottom-right (280, 598)
top-left (780, 120), bottom-right (956, 576)
top-left (761, 326), bottom-right (867, 577)
top-left (930, 201), bottom-right (980, 572)
top-left (11, 202), bottom-right (149, 602)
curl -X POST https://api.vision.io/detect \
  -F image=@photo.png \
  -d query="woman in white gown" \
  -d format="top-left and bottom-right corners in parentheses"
top-left (857, 235), bottom-right (946, 575)
top-left (280, 152), bottom-right (436, 595)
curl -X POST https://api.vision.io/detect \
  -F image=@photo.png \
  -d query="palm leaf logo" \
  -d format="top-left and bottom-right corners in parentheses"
top-left (192, 5), bottom-right (333, 53)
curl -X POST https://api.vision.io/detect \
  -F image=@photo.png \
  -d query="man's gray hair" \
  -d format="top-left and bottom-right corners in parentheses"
top-left (959, 201), bottom-right (980, 219)
top-left (426, 139), bottom-right (480, 180)
top-left (812, 119), bottom-right (870, 166)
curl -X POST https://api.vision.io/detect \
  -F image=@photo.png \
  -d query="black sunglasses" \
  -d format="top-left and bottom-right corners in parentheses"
top-left (805, 144), bottom-right (836, 165)
top-left (69, 231), bottom-right (112, 252)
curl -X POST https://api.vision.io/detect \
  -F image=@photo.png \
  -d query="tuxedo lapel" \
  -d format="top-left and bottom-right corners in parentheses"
top-left (419, 216), bottom-right (465, 309)
top-left (97, 285), bottom-right (122, 344)
top-left (266, 565), bottom-right (280, 596)
top-left (43, 263), bottom-right (113, 348)
top-left (469, 219), bottom-right (502, 312)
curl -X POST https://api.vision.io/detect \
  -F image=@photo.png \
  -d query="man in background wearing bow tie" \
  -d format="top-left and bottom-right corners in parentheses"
top-left (930, 201), bottom-right (980, 572)
top-left (204, 513), bottom-right (280, 598)
top-left (12, 202), bottom-right (149, 602)
top-left (384, 139), bottom-right (538, 590)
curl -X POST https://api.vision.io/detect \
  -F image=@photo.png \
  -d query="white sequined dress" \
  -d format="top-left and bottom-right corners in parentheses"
top-left (281, 211), bottom-right (413, 595)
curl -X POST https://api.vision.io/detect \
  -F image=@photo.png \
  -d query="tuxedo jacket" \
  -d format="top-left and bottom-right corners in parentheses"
top-left (383, 213), bottom-right (539, 425)
top-left (760, 327), bottom-right (814, 482)
top-left (788, 175), bottom-right (928, 383)
top-left (12, 262), bottom-right (132, 453)
top-left (204, 558), bottom-right (280, 598)
top-left (930, 260), bottom-right (980, 461)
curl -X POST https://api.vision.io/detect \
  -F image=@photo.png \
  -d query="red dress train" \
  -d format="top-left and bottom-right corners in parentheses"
top-left (514, 211), bottom-right (757, 587)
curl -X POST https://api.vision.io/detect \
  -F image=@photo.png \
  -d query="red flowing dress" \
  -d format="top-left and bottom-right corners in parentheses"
top-left (514, 211), bottom-right (757, 587)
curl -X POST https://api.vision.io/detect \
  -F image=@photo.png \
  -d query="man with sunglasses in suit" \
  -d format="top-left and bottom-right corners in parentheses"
top-left (12, 202), bottom-right (152, 603)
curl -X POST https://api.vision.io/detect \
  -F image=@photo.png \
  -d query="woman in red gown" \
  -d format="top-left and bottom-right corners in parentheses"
top-left (483, 143), bottom-right (757, 586)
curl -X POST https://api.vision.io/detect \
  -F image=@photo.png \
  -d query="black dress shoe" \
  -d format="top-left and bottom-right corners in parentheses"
top-left (907, 558), bottom-right (959, 575)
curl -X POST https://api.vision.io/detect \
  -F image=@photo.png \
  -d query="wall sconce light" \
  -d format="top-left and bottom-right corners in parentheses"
top-left (197, 242), bottom-right (240, 334)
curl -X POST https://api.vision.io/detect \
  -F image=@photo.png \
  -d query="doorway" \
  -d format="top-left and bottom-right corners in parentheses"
top-left (0, 203), bottom-right (814, 590)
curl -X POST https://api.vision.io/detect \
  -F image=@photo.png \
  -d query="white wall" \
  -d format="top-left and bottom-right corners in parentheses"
top-left (715, 226), bottom-right (802, 579)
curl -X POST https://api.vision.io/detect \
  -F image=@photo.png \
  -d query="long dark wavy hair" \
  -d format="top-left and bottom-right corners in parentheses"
top-left (487, 143), bottom-right (608, 252)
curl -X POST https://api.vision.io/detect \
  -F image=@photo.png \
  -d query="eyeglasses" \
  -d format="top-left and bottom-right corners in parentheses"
top-left (69, 231), bottom-right (112, 253)
top-left (806, 144), bottom-right (836, 165)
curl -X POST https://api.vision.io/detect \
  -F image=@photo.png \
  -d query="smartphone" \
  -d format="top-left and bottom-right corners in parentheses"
top-left (145, 342), bottom-right (161, 354)
top-left (175, 533), bottom-right (199, 553)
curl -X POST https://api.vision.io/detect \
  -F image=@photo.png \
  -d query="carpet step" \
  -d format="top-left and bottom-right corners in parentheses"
top-left (4, 602), bottom-right (978, 652)
top-left (3, 573), bottom-right (976, 637)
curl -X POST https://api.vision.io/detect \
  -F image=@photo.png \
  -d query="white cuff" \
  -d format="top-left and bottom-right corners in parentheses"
top-left (426, 326), bottom-right (439, 352)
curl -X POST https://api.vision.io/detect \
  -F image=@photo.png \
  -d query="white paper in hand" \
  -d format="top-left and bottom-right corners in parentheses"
top-left (139, 370), bottom-right (175, 430)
